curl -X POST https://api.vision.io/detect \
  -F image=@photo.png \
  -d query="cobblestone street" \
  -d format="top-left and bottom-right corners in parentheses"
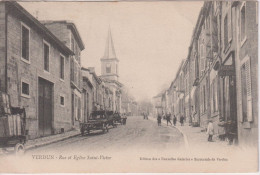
top-left (26, 116), bottom-right (184, 154)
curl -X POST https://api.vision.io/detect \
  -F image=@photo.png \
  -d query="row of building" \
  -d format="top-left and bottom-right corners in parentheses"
top-left (0, 1), bottom-right (137, 139)
top-left (153, 1), bottom-right (258, 147)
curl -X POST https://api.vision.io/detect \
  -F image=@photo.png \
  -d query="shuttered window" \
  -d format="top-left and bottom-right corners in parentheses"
top-left (60, 55), bottom-right (65, 80)
top-left (224, 15), bottom-right (228, 49)
top-left (240, 3), bottom-right (246, 43)
top-left (240, 56), bottom-right (253, 122)
top-left (43, 41), bottom-right (50, 72)
top-left (21, 24), bottom-right (30, 62)
top-left (256, 2), bottom-right (258, 24)
top-left (228, 5), bottom-right (232, 42)
top-left (214, 78), bottom-right (218, 111)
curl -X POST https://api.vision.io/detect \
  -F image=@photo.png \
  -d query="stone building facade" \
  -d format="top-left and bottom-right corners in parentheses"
top-left (81, 67), bottom-right (94, 122)
top-left (42, 20), bottom-right (85, 128)
top-left (0, 2), bottom-right (75, 139)
top-left (155, 1), bottom-right (258, 147)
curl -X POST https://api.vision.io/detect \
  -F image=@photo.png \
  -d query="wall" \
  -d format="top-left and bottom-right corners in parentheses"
top-left (5, 9), bottom-right (72, 138)
top-left (0, 3), bottom-right (6, 92)
top-left (236, 2), bottom-right (258, 146)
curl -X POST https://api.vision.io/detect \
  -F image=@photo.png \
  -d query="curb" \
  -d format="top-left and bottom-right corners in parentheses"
top-left (26, 132), bottom-right (81, 150)
top-left (0, 131), bottom-right (81, 155)
top-left (148, 117), bottom-right (189, 149)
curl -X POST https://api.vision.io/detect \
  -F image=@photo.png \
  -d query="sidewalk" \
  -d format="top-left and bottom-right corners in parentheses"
top-left (25, 129), bottom-right (80, 150)
top-left (149, 116), bottom-right (237, 150)
top-left (0, 129), bottom-right (80, 154)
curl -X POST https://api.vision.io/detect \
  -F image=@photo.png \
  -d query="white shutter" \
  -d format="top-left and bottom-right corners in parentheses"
top-left (238, 68), bottom-right (243, 122)
top-left (245, 58), bottom-right (253, 122)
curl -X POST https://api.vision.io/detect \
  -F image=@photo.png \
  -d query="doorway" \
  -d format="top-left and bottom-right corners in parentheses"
top-left (38, 78), bottom-right (53, 137)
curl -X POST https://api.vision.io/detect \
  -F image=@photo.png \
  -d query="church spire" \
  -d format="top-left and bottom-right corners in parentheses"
top-left (103, 27), bottom-right (117, 59)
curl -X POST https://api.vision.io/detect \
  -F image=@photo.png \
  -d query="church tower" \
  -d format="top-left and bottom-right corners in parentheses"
top-left (101, 28), bottom-right (119, 81)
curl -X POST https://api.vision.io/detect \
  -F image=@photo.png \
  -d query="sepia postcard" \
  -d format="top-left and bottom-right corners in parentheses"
top-left (0, 0), bottom-right (258, 173)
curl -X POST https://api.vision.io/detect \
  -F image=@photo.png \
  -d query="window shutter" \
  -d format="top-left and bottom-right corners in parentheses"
top-left (245, 58), bottom-right (253, 122)
top-left (215, 78), bottom-right (218, 111)
top-left (239, 67), bottom-right (244, 122)
top-left (228, 7), bottom-right (232, 42)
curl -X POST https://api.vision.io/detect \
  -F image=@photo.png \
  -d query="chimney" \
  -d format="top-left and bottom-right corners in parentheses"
top-left (34, 10), bottom-right (39, 19)
top-left (88, 67), bottom-right (95, 73)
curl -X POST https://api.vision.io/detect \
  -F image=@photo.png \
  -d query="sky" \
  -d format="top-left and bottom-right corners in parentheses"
top-left (20, 1), bottom-right (203, 102)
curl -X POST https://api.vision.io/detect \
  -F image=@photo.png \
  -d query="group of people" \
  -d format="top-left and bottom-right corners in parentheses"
top-left (157, 112), bottom-right (185, 126)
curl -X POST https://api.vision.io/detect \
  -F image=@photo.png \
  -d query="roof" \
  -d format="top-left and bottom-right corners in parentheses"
top-left (170, 59), bottom-right (185, 87)
top-left (8, 2), bottom-right (74, 56)
top-left (41, 20), bottom-right (85, 50)
top-left (101, 27), bottom-right (118, 61)
top-left (153, 92), bottom-right (163, 98)
top-left (100, 77), bottom-right (123, 88)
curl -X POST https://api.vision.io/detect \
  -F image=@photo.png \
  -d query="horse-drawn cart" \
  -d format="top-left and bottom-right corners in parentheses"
top-left (80, 110), bottom-right (111, 136)
top-left (113, 112), bottom-right (122, 125)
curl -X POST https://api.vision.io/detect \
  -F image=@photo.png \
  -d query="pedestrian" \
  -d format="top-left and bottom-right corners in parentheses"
top-left (166, 112), bottom-right (172, 126)
top-left (173, 115), bottom-right (177, 126)
top-left (122, 113), bottom-right (127, 125)
top-left (207, 120), bottom-right (214, 142)
top-left (180, 115), bottom-right (184, 126)
top-left (157, 114), bottom-right (162, 126)
top-left (161, 112), bottom-right (164, 120)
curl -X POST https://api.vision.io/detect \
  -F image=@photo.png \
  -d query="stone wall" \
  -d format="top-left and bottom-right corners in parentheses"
top-left (0, 3), bottom-right (6, 92)
top-left (5, 8), bottom-right (72, 139)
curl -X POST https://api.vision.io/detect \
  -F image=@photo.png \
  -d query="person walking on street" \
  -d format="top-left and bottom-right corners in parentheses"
top-left (157, 114), bottom-right (162, 126)
top-left (166, 112), bottom-right (172, 126)
top-left (122, 113), bottom-right (127, 125)
top-left (173, 115), bottom-right (177, 126)
top-left (180, 115), bottom-right (184, 126)
top-left (207, 120), bottom-right (214, 142)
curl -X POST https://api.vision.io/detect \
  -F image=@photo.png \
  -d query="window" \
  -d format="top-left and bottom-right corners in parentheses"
top-left (21, 24), bottom-right (30, 62)
top-left (224, 15), bottom-right (229, 49)
top-left (21, 80), bottom-right (30, 98)
top-left (211, 78), bottom-right (218, 113)
top-left (240, 56), bottom-right (253, 122)
top-left (228, 7), bottom-right (232, 42)
top-left (60, 96), bottom-right (65, 106)
top-left (60, 55), bottom-right (65, 80)
top-left (256, 2), bottom-right (258, 24)
top-left (43, 42), bottom-right (50, 72)
top-left (71, 37), bottom-right (75, 52)
top-left (70, 59), bottom-right (74, 82)
top-left (240, 3), bottom-right (246, 43)
top-left (203, 85), bottom-right (206, 112)
top-left (106, 64), bottom-right (111, 73)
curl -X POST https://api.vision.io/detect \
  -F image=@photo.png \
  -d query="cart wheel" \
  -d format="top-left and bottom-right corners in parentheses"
top-left (15, 143), bottom-right (25, 155)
